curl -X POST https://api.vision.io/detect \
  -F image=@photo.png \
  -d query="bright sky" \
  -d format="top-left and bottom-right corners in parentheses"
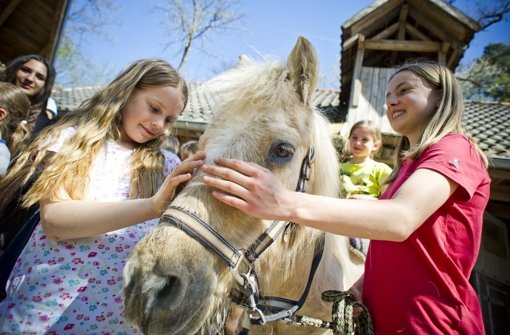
top-left (76, 0), bottom-right (509, 87)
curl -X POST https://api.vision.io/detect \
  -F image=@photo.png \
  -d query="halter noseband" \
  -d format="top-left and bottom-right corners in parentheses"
top-left (160, 147), bottom-right (321, 324)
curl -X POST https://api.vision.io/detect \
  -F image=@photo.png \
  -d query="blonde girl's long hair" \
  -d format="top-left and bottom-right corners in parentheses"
top-left (385, 61), bottom-right (488, 184)
top-left (0, 82), bottom-right (30, 156)
top-left (0, 59), bottom-right (188, 211)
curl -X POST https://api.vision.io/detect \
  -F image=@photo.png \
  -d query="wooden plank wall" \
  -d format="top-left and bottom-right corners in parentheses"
top-left (344, 66), bottom-right (395, 136)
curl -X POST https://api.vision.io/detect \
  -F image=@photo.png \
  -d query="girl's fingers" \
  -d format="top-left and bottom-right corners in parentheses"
top-left (202, 175), bottom-right (250, 200)
top-left (202, 164), bottom-right (253, 190)
top-left (212, 157), bottom-right (259, 177)
top-left (210, 190), bottom-right (248, 211)
top-left (173, 159), bottom-right (203, 176)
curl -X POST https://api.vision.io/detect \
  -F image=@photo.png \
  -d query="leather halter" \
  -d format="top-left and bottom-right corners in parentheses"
top-left (160, 147), bottom-right (319, 324)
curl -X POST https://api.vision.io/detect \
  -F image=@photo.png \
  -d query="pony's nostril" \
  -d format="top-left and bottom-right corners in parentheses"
top-left (156, 275), bottom-right (182, 302)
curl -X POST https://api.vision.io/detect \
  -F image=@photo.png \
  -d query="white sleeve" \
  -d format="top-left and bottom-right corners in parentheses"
top-left (46, 97), bottom-right (58, 116)
top-left (0, 141), bottom-right (11, 176)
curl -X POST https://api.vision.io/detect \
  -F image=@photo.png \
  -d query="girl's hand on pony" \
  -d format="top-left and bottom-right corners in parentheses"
top-left (202, 157), bottom-right (292, 221)
top-left (151, 151), bottom-right (206, 215)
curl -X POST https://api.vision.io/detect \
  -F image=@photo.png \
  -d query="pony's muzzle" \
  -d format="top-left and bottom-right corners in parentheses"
top-left (123, 245), bottom-right (219, 335)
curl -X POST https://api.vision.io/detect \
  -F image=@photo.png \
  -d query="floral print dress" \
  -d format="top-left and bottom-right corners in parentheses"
top-left (0, 128), bottom-right (180, 334)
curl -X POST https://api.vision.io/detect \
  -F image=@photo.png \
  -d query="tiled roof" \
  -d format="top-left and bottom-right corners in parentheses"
top-left (51, 84), bottom-right (340, 128)
top-left (51, 86), bottom-right (509, 159)
top-left (464, 101), bottom-right (510, 159)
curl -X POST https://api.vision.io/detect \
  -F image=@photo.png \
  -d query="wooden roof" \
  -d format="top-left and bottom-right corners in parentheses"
top-left (340, 0), bottom-right (480, 107)
top-left (0, 0), bottom-right (69, 64)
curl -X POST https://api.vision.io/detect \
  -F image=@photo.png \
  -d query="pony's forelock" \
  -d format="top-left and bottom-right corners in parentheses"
top-left (206, 59), bottom-right (295, 113)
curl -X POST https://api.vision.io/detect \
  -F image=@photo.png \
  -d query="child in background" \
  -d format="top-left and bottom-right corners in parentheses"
top-left (340, 120), bottom-right (392, 199)
top-left (0, 59), bottom-right (205, 334)
top-left (162, 134), bottom-right (180, 155)
top-left (180, 139), bottom-right (199, 160)
top-left (0, 82), bottom-right (30, 176)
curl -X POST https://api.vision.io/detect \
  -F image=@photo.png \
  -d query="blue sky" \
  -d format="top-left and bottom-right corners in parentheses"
top-left (75, 0), bottom-right (509, 87)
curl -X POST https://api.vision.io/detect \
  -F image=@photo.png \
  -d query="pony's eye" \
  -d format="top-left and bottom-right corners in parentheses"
top-left (269, 142), bottom-right (295, 164)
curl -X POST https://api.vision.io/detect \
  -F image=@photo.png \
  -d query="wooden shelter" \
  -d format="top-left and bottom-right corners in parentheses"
top-left (339, 1), bottom-right (510, 333)
top-left (0, 0), bottom-right (69, 64)
top-left (339, 0), bottom-right (480, 136)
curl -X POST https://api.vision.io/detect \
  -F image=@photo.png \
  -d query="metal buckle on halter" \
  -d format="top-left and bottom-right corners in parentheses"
top-left (230, 251), bottom-right (253, 285)
top-left (229, 272), bottom-right (267, 324)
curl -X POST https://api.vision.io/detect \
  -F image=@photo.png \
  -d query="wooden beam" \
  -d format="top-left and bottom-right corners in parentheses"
top-left (365, 39), bottom-right (441, 52)
top-left (348, 0), bottom-right (403, 37)
top-left (343, 33), bottom-right (361, 51)
top-left (404, 22), bottom-right (431, 41)
top-left (447, 44), bottom-right (462, 68)
top-left (392, 5), bottom-right (408, 65)
top-left (350, 35), bottom-right (365, 108)
top-left (0, 0), bottom-right (22, 26)
top-left (397, 4), bottom-right (408, 39)
top-left (372, 22), bottom-right (399, 40)
top-left (438, 42), bottom-right (450, 65)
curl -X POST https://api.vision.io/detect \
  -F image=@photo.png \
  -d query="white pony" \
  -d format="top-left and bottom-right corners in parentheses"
top-left (123, 36), bottom-right (365, 335)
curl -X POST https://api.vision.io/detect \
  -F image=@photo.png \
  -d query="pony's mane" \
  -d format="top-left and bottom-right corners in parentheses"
top-left (310, 112), bottom-right (340, 198)
top-left (206, 59), bottom-right (298, 116)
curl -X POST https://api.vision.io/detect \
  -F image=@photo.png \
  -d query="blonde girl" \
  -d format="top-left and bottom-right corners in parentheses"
top-left (0, 82), bottom-right (30, 175)
top-left (202, 61), bottom-right (490, 334)
top-left (340, 120), bottom-right (392, 198)
top-left (0, 59), bottom-right (205, 334)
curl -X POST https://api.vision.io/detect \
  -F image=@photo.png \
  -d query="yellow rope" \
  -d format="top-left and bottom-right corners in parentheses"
top-left (286, 290), bottom-right (374, 334)
top-left (322, 290), bottom-right (374, 335)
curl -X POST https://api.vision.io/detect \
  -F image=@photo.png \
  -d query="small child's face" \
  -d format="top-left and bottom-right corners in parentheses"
top-left (118, 86), bottom-right (184, 149)
top-left (349, 127), bottom-right (379, 160)
top-left (15, 59), bottom-right (48, 97)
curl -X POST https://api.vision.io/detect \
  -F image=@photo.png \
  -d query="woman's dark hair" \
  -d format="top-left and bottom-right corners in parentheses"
top-left (1, 54), bottom-right (56, 107)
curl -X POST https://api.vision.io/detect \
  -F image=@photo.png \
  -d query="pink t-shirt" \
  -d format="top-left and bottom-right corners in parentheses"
top-left (363, 134), bottom-right (490, 335)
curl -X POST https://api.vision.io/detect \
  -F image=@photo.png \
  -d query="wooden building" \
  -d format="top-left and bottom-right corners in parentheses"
top-left (339, 0), bottom-right (480, 134)
top-left (0, 0), bottom-right (69, 64)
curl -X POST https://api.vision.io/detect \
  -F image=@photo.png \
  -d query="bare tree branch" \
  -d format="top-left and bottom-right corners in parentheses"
top-left (157, 0), bottom-right (245, 70)
top-left (476, 0), bottom-right (510, 30)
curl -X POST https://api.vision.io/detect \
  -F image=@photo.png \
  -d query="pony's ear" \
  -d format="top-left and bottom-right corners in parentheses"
top-left (287, 36), bottom-right (319, 105)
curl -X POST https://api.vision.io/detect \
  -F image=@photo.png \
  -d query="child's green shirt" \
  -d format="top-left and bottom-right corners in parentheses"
top-left (340, 158), bottom-right (392, 198)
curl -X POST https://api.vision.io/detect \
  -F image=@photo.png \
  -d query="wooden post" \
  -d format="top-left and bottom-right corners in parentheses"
top-left (350, 34), bottom-right (365, 109)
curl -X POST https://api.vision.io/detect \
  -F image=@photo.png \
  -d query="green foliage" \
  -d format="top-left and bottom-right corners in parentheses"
top-left (484, 43), bottom-right (510, 71)
top-left (457, 43), bottom-right (510, 102)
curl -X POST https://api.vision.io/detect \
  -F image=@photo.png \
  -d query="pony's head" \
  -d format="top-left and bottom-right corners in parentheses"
top-left (123, 36), bottom-right (340, 334)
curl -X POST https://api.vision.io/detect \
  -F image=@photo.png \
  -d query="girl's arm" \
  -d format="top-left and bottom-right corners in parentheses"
top-left (202, 158), bottom-right (457, 242)
top-left (40, 153), bottom-right (205, 241)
